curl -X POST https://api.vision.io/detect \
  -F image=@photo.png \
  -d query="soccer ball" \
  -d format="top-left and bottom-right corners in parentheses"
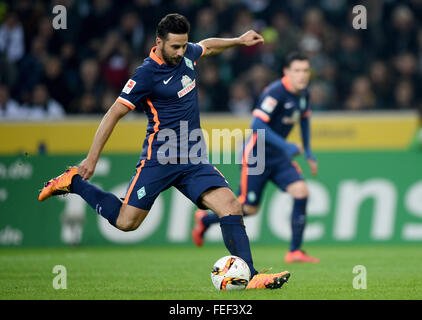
top-left (211, 255), bottom-right (251, 291)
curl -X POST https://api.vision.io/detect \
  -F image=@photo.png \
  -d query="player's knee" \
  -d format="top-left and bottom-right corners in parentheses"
top-left (229, 198), bottom-right (243, 215)
top-left (117, 222), bottom-right (134, 232)
top-left (298, 188), bottom-right (309, 199)
top-left (116, 207), bottom-right (148, 232)
top-left (243, 205), bottom-right (259, 216)
top-left (116, 218), bottom-right (140, 232)
top-left (294, 187), bottom-right (309, 199)
top-left (288, 181), bottom-right (309, 199)
top-left (218, 197), bottom-right (242, 216)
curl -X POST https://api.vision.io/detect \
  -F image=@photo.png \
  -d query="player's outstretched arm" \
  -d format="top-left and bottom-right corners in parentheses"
top-left (251, 116), bottom-right (303, 159)
top-left (198, 30), bottom-right (264, 57)
top-left (78, 101), bottom-right (130, 180)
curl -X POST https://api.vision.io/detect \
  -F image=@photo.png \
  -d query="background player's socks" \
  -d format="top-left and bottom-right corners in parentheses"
top-left (290, 198), bottom-right (308, 251)
top-left (70, 175), bottom-right (121, 227)
top-left (203, 205), bottom-right (249, 228)
top-left (219, 214), bottom-right (258, 278)
top-left (202, 211), bottom-right (219, 228)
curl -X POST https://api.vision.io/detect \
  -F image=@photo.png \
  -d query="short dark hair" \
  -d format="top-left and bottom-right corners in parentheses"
top-left (284, 52), bottom-right (309, 68)
top-left (156, 13), bottom-right (190, 40)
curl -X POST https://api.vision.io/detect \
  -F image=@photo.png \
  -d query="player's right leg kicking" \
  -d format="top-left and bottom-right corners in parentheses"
top-left (38, 167), bottom-right (149, 231)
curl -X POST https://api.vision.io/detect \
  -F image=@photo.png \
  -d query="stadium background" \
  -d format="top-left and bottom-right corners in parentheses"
top-left (0, 0), bottom-right (422, 248)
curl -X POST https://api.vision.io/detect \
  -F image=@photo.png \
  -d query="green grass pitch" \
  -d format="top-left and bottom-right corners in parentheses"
top-left (1, 244), bottom-right (421, 300)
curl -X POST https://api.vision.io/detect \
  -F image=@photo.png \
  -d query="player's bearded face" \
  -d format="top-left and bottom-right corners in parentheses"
top-left (162, 45), bottom-right (183, 66)
top-left (285, 60), bottom-right (311, 92)
top-left (160, 33), bottom-right (188, 66)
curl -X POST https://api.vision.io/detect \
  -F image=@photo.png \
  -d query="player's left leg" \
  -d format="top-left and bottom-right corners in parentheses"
top-left (179, 163), bottom-right (290, 289)
top-left (178, 165), bottom-right (256, 274)
top-left (199, 187), bottom-right (290, 289)
top-left (191, 186), bottom-right (260, 277)
top-left (192, 164), bottom-right (269, 247)
top-left (271, 162), bottom-right (319, 263)
top-left (287, 180), bottom-right (309, 253)
top-left (191, 203), bottom-right (259, 247)
top-left (285, 181), bottom-right (319, 263)
top-left (286, 181), bottom-right (310, 248)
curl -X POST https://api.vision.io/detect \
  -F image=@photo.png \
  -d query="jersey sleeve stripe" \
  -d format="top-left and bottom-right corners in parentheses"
top-left (198, 43), bottom-right (206, 57)
top-left (146, 98), bottom-right (161, 160)
top-left (213, 166), bottom-right (226, 179)
top-left (123, 159), bottom-right (146, 204)
top-left (252, 109), bottom-right (271, 123)
top-left (116, 97), bottom-right (136, 110)
top-left (291, 160), bottom-right (303, 174)
top-left (238, 132), bottom-right (258, 204)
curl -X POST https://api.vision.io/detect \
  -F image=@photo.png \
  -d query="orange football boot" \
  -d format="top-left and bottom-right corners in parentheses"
top-left (246, 271), bottom-right (290, 289)
top-left (192, 209), bottom-right (208, 247)
top-left (285, 250), bottom-right (320, 263)
top-left (38, 167), bottom-right (79, 201)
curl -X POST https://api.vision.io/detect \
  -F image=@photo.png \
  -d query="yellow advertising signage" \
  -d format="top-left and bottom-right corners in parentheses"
top-left (0, 113), bottom-right (418, 154)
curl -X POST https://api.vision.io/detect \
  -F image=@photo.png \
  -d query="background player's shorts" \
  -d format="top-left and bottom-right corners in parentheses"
top-left (238, 160), bottom-right (304, 206)
top-left (123, 161), bottom-right (230, 210)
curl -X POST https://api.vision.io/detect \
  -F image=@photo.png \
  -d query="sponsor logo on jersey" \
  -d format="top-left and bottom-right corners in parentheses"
top-left (178, 75), bottom-right (196, 98)
top-left (261, 96), bottom-right (277, 113)
top-left (122, 79), bottom-right (136, 94)
top-left (163, 75), bottom-right (173, 85)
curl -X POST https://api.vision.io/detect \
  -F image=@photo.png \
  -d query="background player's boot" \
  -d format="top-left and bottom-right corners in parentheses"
top-left (246, 271), bottom-right (290, 289)
top-left (38, 167), bottom-right (78, 201)
top-left (285, 250), bottom-right (320, 263)
top-left (192, 209), bottom-right (208, 246)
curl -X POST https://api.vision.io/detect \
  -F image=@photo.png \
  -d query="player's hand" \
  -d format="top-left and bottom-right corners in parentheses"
top-left (307, 158), bottom-right (318, 176)
top-left (286, 143), bottom-right (303, 159)
top-left (78, 157), bottom-right (97, 180)
top-left (238, 30), bottom-right (264, 47)
top-left (296, 145), bottom-right (304, 156)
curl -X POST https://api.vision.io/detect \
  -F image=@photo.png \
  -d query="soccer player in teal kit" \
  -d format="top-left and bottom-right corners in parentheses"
top-left (38, 14), bottom-right (290, 289)
top-left (193, 52), bottom-right (320, 263)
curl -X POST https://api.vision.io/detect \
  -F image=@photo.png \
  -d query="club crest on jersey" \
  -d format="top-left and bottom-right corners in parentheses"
top-left (178, 75), bottom-right (196, 98)
top-left (282, 110), bottom-right (300, 124)
top-left (137, 186), bottom-right (146, 200)
top-left (122, 79), bottom-right (136, 94)
top-left (247, 191), bottom-right (257, 203)
top-left (261, 96), bottom-right (277, 113)
top-left (184, 57), bottom-right (194, 70)
top-left (284, 101), bottom-right (295, 110)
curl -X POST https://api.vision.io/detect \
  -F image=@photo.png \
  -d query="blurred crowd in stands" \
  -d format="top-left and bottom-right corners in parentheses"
top-left (1, 0), bottom-right (422, 120)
